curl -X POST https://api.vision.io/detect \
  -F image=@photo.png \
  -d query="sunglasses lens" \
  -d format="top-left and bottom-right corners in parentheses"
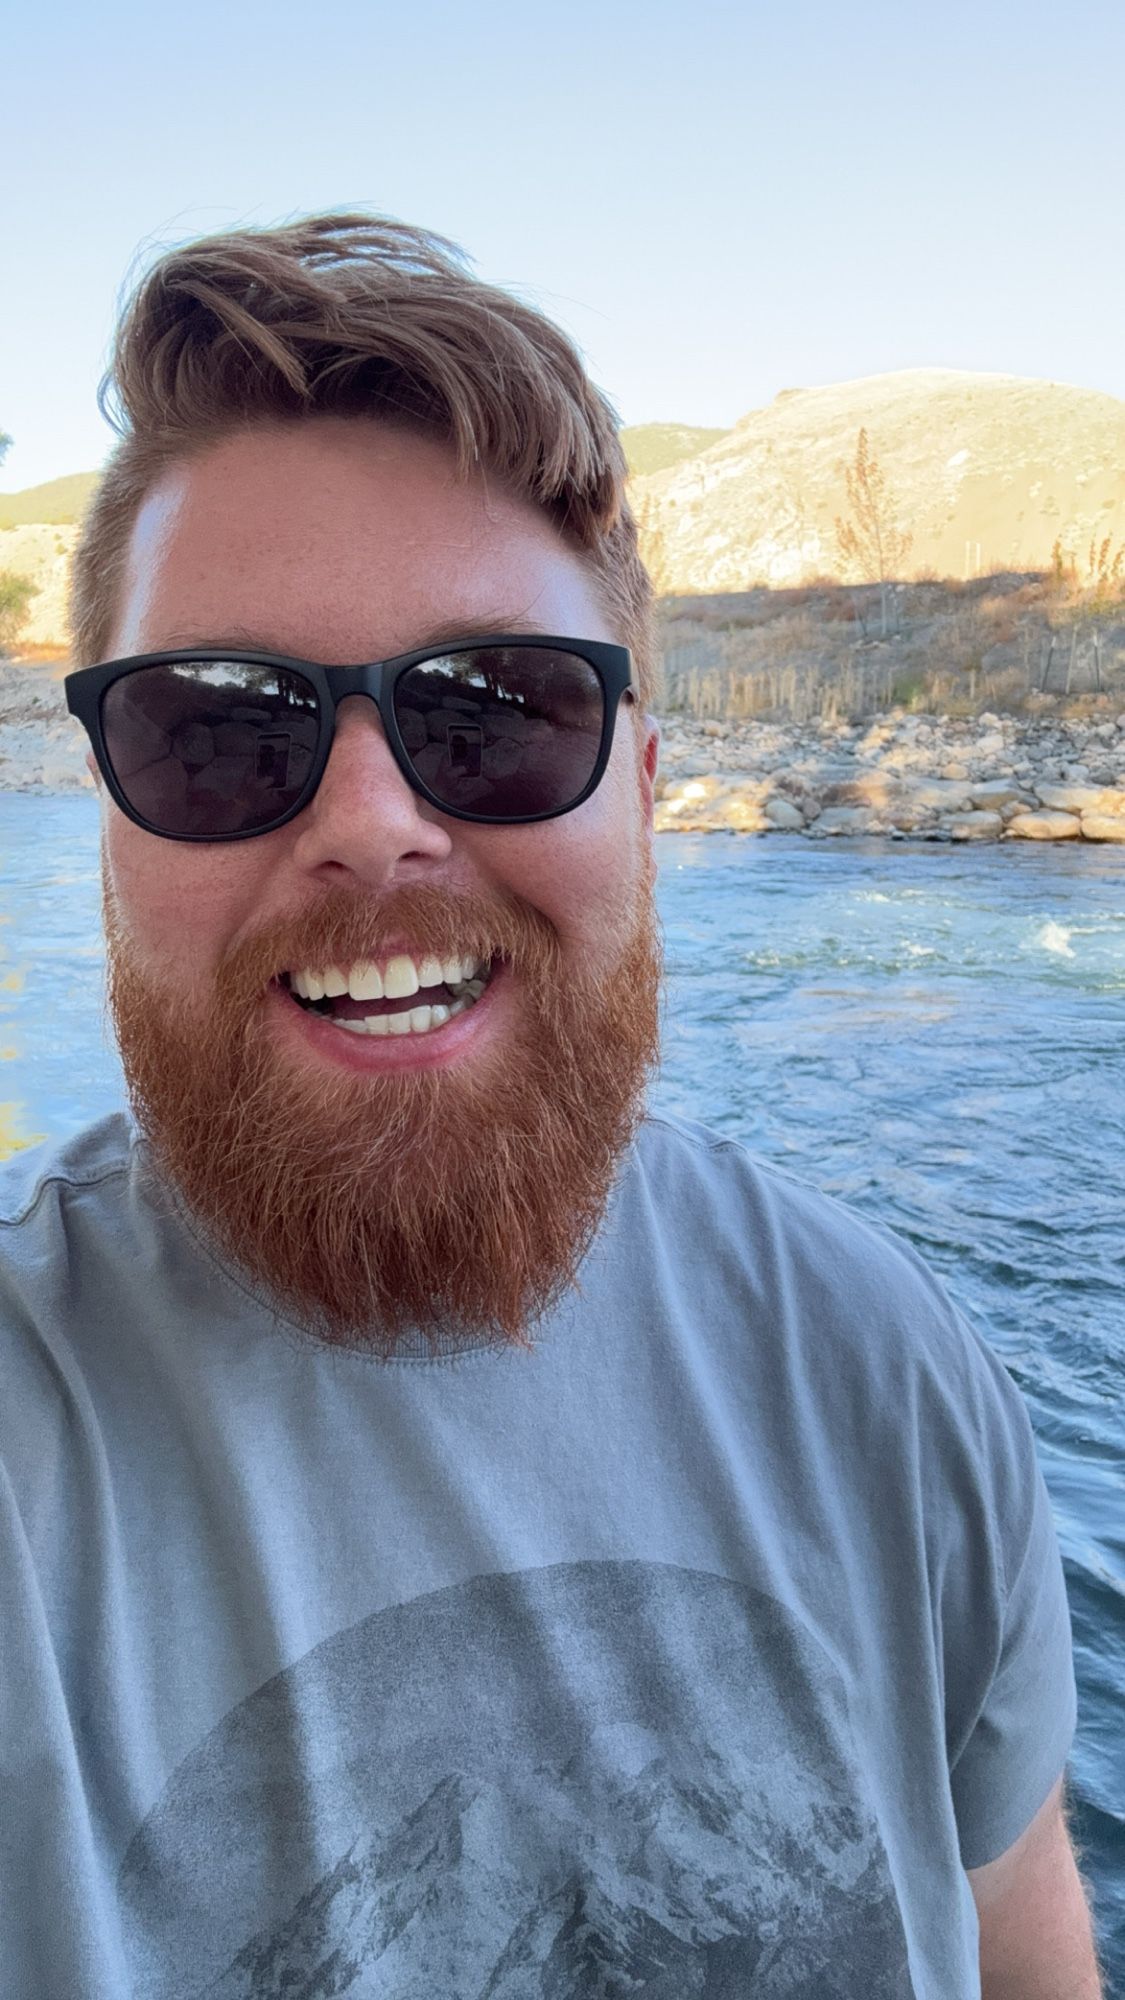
top-left (101, 661), bottom-right (320, 836)
top-left (394, 646), bottom-right (606, 817)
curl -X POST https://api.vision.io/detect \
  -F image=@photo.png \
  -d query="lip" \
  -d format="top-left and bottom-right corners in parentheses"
top-left (266, 963), bottom-right (507, 1073)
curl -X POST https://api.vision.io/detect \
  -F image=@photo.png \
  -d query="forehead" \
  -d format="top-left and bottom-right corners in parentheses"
top-left (108, 418), bottom-right (612, 662)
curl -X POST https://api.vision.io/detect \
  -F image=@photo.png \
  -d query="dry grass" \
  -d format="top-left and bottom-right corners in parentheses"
top-left (656, 573), bottom-right (1125, 722)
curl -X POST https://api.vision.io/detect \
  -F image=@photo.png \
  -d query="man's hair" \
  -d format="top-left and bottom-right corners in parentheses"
top-left (69, 211), bottom-right (655, 704)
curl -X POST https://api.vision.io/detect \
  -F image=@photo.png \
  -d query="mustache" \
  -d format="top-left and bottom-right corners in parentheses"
top-left (211, 882), bottom-right (566, 1004)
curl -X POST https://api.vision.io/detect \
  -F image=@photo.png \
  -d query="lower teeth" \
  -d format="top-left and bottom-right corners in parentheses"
top-left (328, 995), bottom-right (474, 1037)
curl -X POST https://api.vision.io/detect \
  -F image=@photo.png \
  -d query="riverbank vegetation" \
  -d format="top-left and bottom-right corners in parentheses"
top-left (656, 561), bottom-right (1125, 725)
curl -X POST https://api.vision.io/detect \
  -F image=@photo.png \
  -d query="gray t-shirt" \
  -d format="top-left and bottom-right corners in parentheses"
top-left (0, 1110), bottom-right (1075, 1999)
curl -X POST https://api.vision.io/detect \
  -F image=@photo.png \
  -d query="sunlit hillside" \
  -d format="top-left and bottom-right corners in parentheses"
top-left (629, 370), bottom-right (1125, 594)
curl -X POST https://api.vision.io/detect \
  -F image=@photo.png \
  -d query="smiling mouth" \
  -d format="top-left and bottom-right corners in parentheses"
top-left (278, 951), bottom-right (497, 1038)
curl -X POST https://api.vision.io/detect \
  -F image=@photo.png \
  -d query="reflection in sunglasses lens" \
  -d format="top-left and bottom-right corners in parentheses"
top-left (102, 662), bottom-right (320, 836)
top-left (395, 647), bottom-right (604, 816)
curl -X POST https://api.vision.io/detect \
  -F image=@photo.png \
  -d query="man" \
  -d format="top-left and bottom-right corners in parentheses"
top-left (0, 213), bottom-right (1102, 1996)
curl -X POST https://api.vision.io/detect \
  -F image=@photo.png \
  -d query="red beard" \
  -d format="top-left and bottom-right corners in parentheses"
top-left (105, 872), bottom-right (662, 1355)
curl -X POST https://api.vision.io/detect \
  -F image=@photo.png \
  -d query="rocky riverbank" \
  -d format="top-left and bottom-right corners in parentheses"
top-left (654, 709), bottom-right (1125, 842)
top-left (2, 659), bottom-right (1125, 842)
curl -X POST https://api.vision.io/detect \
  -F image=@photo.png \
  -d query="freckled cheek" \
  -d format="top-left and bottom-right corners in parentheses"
top-left (500, 810), bottom-right (643, 959)
top-left (103, 817), bottom-right (255, 982)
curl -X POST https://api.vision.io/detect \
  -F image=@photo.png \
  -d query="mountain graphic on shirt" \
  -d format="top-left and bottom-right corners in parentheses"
top-left (211, 1754), bottom-right (908, 1998)
top-left (119, 1561), bottom-right (915, 1997)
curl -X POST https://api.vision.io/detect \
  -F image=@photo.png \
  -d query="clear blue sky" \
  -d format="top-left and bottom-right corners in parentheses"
top-left (5, 0), bottom-right (1124, 490)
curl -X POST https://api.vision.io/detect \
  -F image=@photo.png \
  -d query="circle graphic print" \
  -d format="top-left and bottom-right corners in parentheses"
top-left (118, 1561), bottom-right (914, 1996)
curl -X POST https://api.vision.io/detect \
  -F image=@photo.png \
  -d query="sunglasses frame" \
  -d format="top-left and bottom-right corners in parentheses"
top-left (65, 634), bottom-right (637, 842)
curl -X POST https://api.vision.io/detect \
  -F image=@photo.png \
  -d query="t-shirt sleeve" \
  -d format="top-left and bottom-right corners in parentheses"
top-left (944, 1311), bottom-right (1078, 1870)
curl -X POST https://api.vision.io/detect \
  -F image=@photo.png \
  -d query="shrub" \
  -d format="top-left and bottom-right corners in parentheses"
top-left (0, 572), bottom-right (39, 655)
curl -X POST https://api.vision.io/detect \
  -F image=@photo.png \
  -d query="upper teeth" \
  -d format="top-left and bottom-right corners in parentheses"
top-left (291, 954), bottom-right (485, 1003)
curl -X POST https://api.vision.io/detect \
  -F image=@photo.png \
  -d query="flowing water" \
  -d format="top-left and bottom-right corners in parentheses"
top-left (2, 793), bottom-right (1123, 1987)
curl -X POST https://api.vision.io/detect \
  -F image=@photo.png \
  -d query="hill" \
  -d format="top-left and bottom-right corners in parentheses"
top-left (629, 370), bottom-right (1125, 594)
top-left (619, 423), bottom-right (729, 479)
top-left (0, 471), bottom-right (100, 529)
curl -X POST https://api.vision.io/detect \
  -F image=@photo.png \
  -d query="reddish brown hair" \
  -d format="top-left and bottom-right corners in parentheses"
top-left (69, 211), bottom-right (655, 703)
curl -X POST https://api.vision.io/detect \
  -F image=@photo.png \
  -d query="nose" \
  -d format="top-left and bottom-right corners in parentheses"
top-left (288, 694), bottom-right (454, 885)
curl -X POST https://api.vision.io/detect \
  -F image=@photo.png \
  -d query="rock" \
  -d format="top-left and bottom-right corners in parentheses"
top-left (819, 771), bottom-right (899, 809)
top-left (1080, 815), bottom-right (1125, 842)
top-left (701, 719), bottom-right (725, 738)
top-left (661, 774), bottom-right (729, 805)
top-left (1036, 783), bottom-right (1124, 815)
top-left (764, 795), bottom-right (805, 830)
top-left (1006, 811), bottom-right (1082, 840)
top-left (972, 733), bottom-right (1006, 761)
top-left (969, 783), bottom-right (1028, 811)
top-left (815, 805), bottom-right (885, 834)
top-left (950, 811), bottom-right (1003, 839)
top-left (940, 763), bottom-right (969, 781)
top-left (714, 798), bottom-right (771, 833)
top-left (1060, 763), bottom-right (1090, 782)
top-left (901, 778), bottom-right (975, 811)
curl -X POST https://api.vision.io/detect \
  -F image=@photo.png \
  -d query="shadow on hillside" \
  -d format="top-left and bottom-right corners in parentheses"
top-left (657, 573), bottom-right (1125, 723)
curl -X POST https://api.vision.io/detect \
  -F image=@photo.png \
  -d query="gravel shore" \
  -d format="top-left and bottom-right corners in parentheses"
top-left (655, 709), bottom-right (1125, 842)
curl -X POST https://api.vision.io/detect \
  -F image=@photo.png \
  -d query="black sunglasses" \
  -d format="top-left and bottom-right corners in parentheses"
top-left (65, 635), bottom-right (635, 842)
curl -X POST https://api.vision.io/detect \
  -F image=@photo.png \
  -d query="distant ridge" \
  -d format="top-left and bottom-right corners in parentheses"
top-left (620, 423), bottom-right (729, 479)
top-left (0, 471), bottom-right (99, 529)
top-left (628, 369), bottom-right (1125, 592)
top-left (6, 370), bottom-right (1125, 645)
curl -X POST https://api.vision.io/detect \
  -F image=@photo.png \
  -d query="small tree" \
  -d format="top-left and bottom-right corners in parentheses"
top-left (1077, 536), bottom-right (1125, 692)
top-left (834, 428), bottom-right (913, 637)
top-left (631, 484), bottom-right (676, 596)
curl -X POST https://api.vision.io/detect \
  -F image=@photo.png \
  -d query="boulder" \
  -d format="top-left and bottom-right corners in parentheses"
top-left (950, 811), bottom-right (1004, 839)
top-left (1080, 814), bottom-right (1125, 843)
top-left (815, 805), bottom-right (885, 835)
top-left (715, 791), bottom-right (772, 833)
top-left (969, 782), bottom-right (1030, 811)
top-left (1006, 811), bottom-right (1081, 840)
top-left (764, 795), bottom-right (805, 830)
top-left (1036, 783), bottom-right (1125, 815)
top-left (902, 778), bottom-right (975, 811)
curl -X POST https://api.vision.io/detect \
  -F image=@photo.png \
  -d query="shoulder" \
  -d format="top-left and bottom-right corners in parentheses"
top-left (0, 1116), bottom-right (139, 1325)
top-left (0, 1112), bottom-right (136, 1233)
top-left (625, 1109), bottom-right (1001, 1410)
top-left (630, 1108), bottom-right (946, 1307)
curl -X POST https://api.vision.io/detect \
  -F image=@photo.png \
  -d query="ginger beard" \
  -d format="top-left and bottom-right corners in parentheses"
top-left (104, 867), bottom-right (663, 1356)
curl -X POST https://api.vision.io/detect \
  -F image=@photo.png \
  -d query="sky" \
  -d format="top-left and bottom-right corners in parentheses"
top-left (4, 0), bottom-right (1125, 491)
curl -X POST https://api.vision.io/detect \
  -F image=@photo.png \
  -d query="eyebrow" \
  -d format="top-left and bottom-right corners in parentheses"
top-left (155, 616), bottom-right (557, 657)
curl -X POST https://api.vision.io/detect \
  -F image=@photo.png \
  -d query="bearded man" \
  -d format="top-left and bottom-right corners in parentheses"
top-left (0, 214), bottom-right (1102, 1998)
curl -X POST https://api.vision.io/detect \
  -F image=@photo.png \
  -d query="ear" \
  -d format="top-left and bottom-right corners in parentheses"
top-left (637, 710), bottom-right (661, 837)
